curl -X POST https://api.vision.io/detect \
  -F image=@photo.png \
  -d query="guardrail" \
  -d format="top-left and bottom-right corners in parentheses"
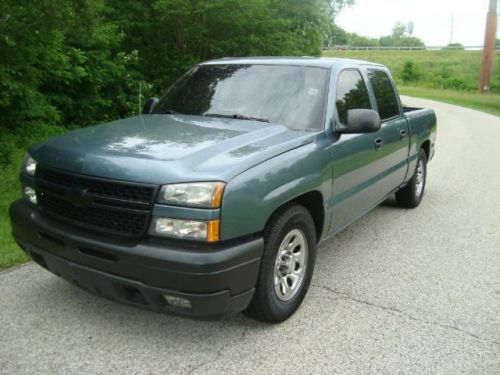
top-left (322, 45), bottom-right (500, 51)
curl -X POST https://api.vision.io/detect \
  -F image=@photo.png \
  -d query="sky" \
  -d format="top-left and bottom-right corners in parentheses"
top-left (336, 0), bottom-right (499, 46)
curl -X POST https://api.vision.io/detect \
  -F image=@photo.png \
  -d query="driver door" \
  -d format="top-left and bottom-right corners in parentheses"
top-left (328, 69), bottom-right (384, 233)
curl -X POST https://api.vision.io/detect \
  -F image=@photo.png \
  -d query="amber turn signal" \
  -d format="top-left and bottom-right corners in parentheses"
top-left (207, 220), bottom-right (220, 242)
top-left (211, 183), bottom-right (225, 208)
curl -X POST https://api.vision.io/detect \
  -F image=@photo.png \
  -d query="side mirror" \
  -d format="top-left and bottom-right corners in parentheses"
top-left (337, 109), bottom-right (381, 134)
top-left (142, 97), bottom-right (159, 114)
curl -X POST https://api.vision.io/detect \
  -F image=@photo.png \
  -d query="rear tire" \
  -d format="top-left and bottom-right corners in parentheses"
top-left (396, 148), bottom-right (427, 208)
top-left (245, 204), bottom-right (317, 323)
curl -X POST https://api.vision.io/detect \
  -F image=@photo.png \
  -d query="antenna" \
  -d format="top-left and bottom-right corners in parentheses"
top-left (138, 81), bottom-right (142, 116)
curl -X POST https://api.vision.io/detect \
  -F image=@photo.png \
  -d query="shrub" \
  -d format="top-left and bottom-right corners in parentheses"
top-left (442, 43), bottom-right (465, 50)
top-left (0, 130), bottom-right (17, 167)
top-left (15, 123), bottom-right (66, 150)
top-left (443, 77), bottom-right (472, 91)
top-left (401, 61), bottom-right (422, 83)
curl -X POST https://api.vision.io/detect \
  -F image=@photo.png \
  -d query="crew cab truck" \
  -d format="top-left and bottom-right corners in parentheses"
top-left (10, 57), bottom-right (436, 323)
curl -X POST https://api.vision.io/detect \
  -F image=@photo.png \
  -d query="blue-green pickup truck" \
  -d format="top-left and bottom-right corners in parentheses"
top-left (10, 57), bottom-right (436, 323)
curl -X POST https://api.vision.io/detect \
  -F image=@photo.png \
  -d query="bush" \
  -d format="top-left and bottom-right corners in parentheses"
top-left (443, 77), bottom-right (472, 91)
top-left (15, 123), bottom-right (66, 150)
top-left (0, 130), bottom-right (18, 167)
top-left (0, 124), bottom-right (65, 169)
top-left (442, 43), bottom-right (465, 50)
top-left (401, 61), bottom-right (422, 83)
top-left (490, 80), bottom-right (499, 93)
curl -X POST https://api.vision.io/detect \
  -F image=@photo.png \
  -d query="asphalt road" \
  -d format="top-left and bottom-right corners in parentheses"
top-left (1, 97), bottom-right (500, 374)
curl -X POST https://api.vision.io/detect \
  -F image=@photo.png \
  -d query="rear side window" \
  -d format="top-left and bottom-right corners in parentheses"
top-left (335, 70), bottom-right (371, 124)
top-left (368, 70), bottom-right (400, 121)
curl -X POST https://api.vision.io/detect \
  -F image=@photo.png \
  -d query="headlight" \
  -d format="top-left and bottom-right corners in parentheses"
top-left (158, 182), bottom-right (225, 208)
top-left (22, 153), bottom-right (37, 176)
top-left (150, 217), bottom-right (220, 242)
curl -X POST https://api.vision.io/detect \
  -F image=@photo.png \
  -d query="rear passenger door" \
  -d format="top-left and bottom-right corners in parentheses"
top-left (328, 69), bottom-right (382, 233)
top-left (367, 69), bottom-right (410, 194)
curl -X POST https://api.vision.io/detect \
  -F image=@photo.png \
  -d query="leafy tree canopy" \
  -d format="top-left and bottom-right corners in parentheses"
top-left (0, 0), bottom-right (353, 135)
top-left (379, 21), bottom-right (425, 47)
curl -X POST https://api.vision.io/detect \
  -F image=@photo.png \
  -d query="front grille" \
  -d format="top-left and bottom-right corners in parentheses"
top-left (35, 166), bottom-right (157, 238)
top-left (36, 167), bottom-right (154, 203)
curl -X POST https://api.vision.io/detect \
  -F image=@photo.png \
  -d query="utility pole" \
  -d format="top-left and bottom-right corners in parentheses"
top-left (479, 0), bottom-right (498, 93)
top-left (449, 13), bottom-right (454, 45)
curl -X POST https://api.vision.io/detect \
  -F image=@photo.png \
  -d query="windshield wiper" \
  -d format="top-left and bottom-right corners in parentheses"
top-left (204, 113), bottom-right (270, 123)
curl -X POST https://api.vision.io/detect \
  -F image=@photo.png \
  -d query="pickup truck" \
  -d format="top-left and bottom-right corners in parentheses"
top-left (10, 57), bottom-right (436, 323)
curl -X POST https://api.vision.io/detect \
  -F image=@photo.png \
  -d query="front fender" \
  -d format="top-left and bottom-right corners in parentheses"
top-left (220, 136), bottom-right (333, 241)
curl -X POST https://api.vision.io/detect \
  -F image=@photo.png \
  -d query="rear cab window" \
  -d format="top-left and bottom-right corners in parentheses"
top-left (367, 70), bottom-right (401, 121)
top-left (335, 69), bottom-right (372, 125)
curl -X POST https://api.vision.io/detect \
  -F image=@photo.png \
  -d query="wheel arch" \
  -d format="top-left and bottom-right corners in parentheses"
top-left (264, 190), bottom-right (325, 243)
top-left (421, 140), bottom-right (431, 160)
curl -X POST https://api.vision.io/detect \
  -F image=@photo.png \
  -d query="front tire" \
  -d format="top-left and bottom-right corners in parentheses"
top-left (245, 204), bottom-right (317, 323)
top-left (396, 148), bottom-right (427, 208)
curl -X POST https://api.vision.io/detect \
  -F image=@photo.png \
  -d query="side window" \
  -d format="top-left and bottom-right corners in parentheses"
top-left (368, 70), bottom-right (400, 121)
top-left (335, 70), bottom-right (371, 125)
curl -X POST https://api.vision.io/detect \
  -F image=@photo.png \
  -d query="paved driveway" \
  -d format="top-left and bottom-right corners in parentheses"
top-left (1, 97), bottom-right (499, 374)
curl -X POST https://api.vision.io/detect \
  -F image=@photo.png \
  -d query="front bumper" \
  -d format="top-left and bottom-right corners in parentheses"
top-left (10, 200), bottom-right (263, 319)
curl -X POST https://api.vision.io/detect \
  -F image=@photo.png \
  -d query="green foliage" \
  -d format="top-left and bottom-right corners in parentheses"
top-left (323, 49), bottom-right (500, 94)
top-left (379, 21), bottom-right (425, 47)
top-left (108, 0), bottom-right (342, 92)
top-left (0, 0), bottom-right (141, 134)
top-left (401, 61), bottom-right (422, 83)
top-left (347, 33), bottom-right (379, 47)
top-left (324, 24), bottom-right (349, 47)
top-left (391, 21), bottom-right (407, 39)
top-left (1, 0), bottom-right (350, 140)
top-left (324, 22), bottom-right (425, 48)
top-left (379, 35), bottom-right (425, 47)
top-left (443, 43), bottom-right (465, 50)
top-left (0, 0), bottom-right (353, 269)
top-left (0, 0), bottom-right (352, 168)
top-left (399, 86), bottom-right (500, 117)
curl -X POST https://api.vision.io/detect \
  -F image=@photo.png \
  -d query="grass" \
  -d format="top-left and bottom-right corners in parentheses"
top-left (0, 149), bottom-right (29, 270)
top-left (399, 86), bottom-right (500, 117)
top-left (322, 49), bottom-right (500, 90)
top-left (323, 49), bottom-right (500, 117)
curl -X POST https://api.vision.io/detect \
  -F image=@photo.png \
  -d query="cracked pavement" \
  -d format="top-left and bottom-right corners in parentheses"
top-left (1, 97), bottom-right (500, 374)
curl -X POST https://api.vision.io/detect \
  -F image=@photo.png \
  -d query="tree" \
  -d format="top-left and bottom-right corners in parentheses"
top-left (0, 0), bottom-right (141, 132)
top-left (348, 32), bottom-right (379, 47)
top-left (379, 21), bottom-right (425, 47)
top-left (108, 0), bottom-right (352, 92)
top-left (1, 0), bottom-right (354, 140)
top-left (391, 21), bottom-right (407, 39)
top-left (325, 0), bottom-right (355, 20)
top-left (324, 24), bottom-right (349, 47)
top-left (443, 43), bottom-right (465, 50)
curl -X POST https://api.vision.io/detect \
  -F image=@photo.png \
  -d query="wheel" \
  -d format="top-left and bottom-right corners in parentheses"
top-left (396, 148), bottom-right (427, 208)
top-left (245, 204), bottom-right (317, 323)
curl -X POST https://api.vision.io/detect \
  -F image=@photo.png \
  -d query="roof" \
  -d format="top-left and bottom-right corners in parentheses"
top-left (200, 56), bottom-right (385, 69)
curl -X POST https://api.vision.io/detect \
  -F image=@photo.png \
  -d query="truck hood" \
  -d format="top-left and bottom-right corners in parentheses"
top-left (30, 114), bottom-right (315, 184)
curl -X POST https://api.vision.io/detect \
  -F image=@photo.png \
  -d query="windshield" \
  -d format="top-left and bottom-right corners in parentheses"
top-left (153, 64), bottom-right (328, 130)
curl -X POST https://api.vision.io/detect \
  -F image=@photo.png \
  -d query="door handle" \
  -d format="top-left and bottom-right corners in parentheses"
top-left (399, 129), bottom-right (407, 139)
top-left (374, 138), bottom-right (384, 149)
